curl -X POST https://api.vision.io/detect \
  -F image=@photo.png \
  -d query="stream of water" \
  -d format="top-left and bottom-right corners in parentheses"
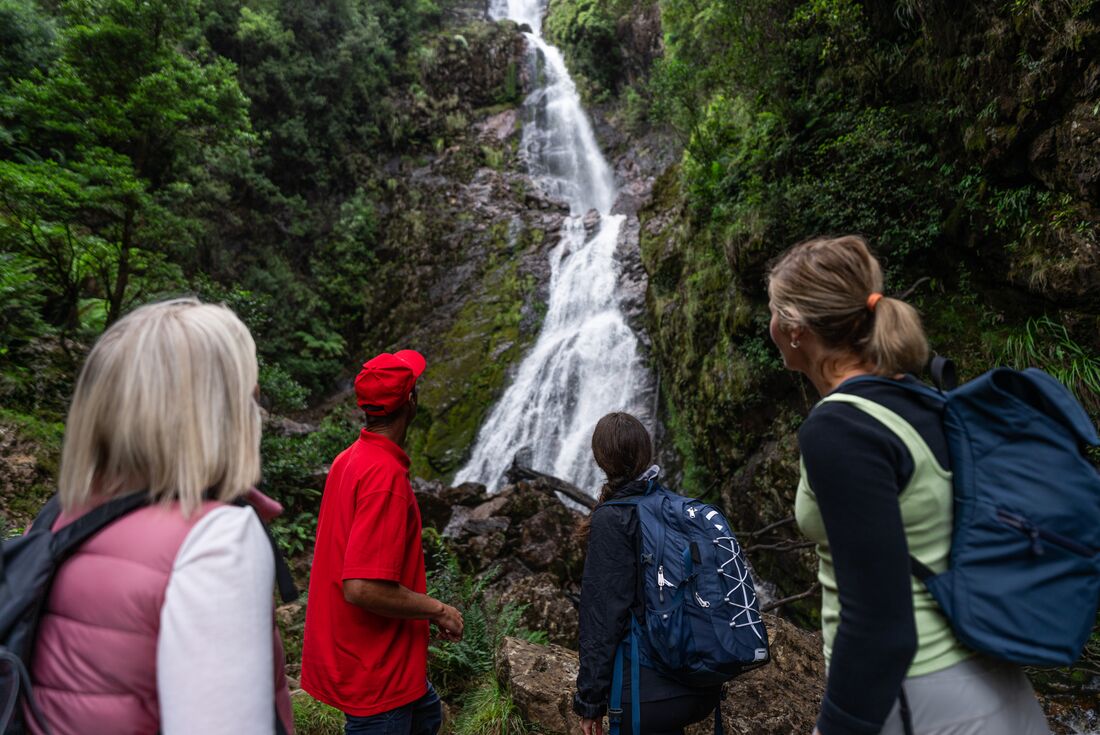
top-left (454, 0), bottom-right (654, 494)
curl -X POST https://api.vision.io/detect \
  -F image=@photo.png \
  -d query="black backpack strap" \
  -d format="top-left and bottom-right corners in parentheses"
top-left (0, 649), bottom-right (53, 735)
top-left (236, 502), bottom-right (298, 604)
top-left (899, 684), bottom-right (915, 735)
top-left (266, 525), bottom-right (299, 605)
top-left (909, 555), bottom-right (935, 582)
top-left (50, 491), bottom-right (152, 557)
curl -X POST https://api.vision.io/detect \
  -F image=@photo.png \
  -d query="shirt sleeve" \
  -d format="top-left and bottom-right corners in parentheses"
top-left (343, 480), bottom-right (409, 582)
top-left (574, 505), bottom-right (637, 719)
top-left (158, 505), bottom-right (275, 735)
top-left (800, 404), bottom-right (919, 735)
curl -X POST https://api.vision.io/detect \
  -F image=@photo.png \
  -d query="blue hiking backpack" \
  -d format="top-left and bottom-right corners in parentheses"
top-left (860, 362), bottom-right (1100, 666)
top-left (603, 474), bottom-right (769, 735)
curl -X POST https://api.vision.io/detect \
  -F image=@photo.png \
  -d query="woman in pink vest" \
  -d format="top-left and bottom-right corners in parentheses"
top-left (30, 298), bottom-right (294, 734)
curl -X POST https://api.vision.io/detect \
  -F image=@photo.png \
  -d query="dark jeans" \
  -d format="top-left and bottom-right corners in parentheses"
top-left (344, 682), bottom-right (443, 735)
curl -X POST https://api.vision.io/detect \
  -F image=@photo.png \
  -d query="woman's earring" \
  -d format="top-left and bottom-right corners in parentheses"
top-left (790, 339), bottom-right (800, 349)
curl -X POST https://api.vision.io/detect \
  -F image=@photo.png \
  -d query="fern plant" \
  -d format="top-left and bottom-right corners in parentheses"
top-left (424, 528), bottom-right (547, 699)
top-left (997, 316), bottom-right (1100, 416)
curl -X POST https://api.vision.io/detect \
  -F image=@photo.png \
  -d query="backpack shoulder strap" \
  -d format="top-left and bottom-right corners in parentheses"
top-left (827, 374), bottom-right (947, 404)
top-left (816, 392), bottom-right (948, 583)
top-left (601, 497), bottom-right (641, 508)
top-left (817, 392), bottom-right (950, 478)
top-left (50, 491), bottom-right (152, 558)
top-left (232, 498), bottom-right (298, 604)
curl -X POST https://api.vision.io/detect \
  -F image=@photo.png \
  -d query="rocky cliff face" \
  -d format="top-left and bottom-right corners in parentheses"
top-left (310, 18), bottom-right (575, 482)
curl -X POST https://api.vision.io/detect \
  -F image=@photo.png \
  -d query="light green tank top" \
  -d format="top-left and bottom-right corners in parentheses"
top-left (794, 392), bottom-right (972, 676)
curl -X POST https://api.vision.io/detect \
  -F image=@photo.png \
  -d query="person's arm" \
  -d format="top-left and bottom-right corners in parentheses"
top-left (158, 505), bottom-right (274, 735)
top-left (343, 578), bottom-right (463, 639)
top-left (800, 405), bottom-right (918, 735)
top-left (342, 485), bottom-right (463, 640)
top-left (574, 505), bottom-right (637, 720)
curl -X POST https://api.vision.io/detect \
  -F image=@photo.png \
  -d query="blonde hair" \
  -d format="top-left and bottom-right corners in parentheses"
top-left (767, 235), bottom-right (929, 376)
top-left (58, 298), bottom-right (261, 516)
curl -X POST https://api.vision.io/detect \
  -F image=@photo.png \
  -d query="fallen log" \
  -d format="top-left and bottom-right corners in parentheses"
top-left (506, 449), bottom-right (597, 510)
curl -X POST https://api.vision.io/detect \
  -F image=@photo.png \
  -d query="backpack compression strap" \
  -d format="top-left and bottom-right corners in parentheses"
top-left (609, 620), bottom-right (642, 735)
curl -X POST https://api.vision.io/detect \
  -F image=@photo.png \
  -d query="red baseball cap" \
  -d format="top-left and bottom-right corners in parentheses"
top-left (354, 350), bottom-right (426, 415)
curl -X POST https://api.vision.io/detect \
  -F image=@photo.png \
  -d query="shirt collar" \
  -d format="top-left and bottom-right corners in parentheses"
top-left (358, 429), bottom-right (411, 470)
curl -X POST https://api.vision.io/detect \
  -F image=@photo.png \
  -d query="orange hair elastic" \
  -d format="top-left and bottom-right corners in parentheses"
top-left (866, 292), bottom-right (884, 311)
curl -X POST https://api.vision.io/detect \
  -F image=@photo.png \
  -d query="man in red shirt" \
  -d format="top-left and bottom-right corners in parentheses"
top-left (302, 350), bottom-right (463, 734)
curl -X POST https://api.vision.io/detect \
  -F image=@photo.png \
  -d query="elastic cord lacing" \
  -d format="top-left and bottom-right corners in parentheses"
top-left (715, 536), bottom-right (766, 642)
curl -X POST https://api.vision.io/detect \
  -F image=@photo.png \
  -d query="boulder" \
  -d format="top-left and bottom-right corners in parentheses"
top-left (412, 478), bottom-right (454, 531)
top-left (517, 504), bottom-right (585, 579)
top-left (497, 636), bottom-right (584, 734)
top-left (440, 481), bottom-right (489, 507)
top-left (443, 510), bottom-right (511, 570)
top-left (686, 615), bottom-right (824, 735)
top-left (498, 572), bottom-right (580, 648)
top-left (497, 616), bottom-right (824, 735)
top-left (582, 208), bottom-right (601, 238)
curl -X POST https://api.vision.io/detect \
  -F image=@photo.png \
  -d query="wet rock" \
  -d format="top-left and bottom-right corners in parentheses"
top-left (498, 572), bottom-right (580, 648)
top-left (686, 616), bottom-right (824, 735)
top-left (440, 481), bottom-right (489, 507)
top-left (443, 511), bottom-right (511, 570)
top-left (412, 478), bottom-right (454, 531)
top-left (518, 504), bottom-right (584, 578)
top-left (478, 108), bottom-right (520, 143)
top-left (582, 208), bottom-right (601, 237)
top-left (614, 213), bottom-right (652, 346)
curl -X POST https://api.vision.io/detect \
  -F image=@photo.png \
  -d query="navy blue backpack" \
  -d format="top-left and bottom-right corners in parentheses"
top-left (864, 363), bottom-right (1100, 666)
top-left (604, 477), bottom-right (769, 735)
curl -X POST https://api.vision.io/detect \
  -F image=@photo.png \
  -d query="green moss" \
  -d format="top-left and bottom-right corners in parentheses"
top-left (0, 408), bottom-right (65, 533)
top-left (407, 226), bottom-right (544, 481)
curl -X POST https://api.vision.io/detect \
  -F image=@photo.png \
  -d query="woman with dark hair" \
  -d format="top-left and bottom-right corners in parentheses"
top-left (573, 412), bottom-right (721, 735)
top-left (768, 235), bottom-right (1049, 735)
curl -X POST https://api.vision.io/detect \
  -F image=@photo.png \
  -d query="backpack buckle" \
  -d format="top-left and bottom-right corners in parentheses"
top-left (608, 708), bottom-right (623, 722)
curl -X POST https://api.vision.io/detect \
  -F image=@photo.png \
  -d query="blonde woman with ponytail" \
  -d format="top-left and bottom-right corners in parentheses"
top-left (767, 237), bottom-right (1049, 735)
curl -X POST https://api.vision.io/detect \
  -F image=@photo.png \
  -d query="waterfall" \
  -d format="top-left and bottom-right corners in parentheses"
top-left (454, 0), bottom-right (654, 494)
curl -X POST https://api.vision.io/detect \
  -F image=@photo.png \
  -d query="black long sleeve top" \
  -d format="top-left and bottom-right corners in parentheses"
top-left (799, 376), bottom-right (951, 735)
top-left (573, 480), bottom-right (703, 719)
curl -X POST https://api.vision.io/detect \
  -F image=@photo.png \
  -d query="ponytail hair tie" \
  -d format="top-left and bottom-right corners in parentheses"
top-left (866, 292), bottom-right (884, 311)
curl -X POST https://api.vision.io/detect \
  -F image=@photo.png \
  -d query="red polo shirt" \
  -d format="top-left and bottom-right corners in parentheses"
top-left (301, 430), bottom-right (429, 716)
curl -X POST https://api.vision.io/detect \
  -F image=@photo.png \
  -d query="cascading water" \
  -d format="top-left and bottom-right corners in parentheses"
top-left (454, 0), bottom-right (654, 494)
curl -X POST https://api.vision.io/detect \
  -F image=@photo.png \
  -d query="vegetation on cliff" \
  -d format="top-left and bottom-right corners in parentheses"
top-left (0, 0), bottom-right (544, 526)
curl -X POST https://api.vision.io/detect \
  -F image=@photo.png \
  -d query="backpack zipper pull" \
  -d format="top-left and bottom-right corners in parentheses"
top-left (1026, 525), bottom-right (1044, 556)
top-left (658, 565), bottom-right (666, 603)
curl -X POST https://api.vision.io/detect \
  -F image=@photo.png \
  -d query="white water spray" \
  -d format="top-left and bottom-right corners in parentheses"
top-left (454, 0), bottom-right (654, 494)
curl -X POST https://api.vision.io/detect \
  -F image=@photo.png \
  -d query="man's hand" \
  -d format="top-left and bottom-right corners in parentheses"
top-left (581, 717), bottom-right (603, 735)
top-left (431, 601), bottom-right (464, 641)
top-left (343, 579), bottom-right (461, 639)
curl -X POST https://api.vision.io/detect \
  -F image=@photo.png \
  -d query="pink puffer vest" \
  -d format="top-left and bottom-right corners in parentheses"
top-left (30, 490), bottom-right (294, 734)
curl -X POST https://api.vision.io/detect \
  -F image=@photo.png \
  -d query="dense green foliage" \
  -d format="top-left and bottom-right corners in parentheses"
top-left (0, 0), bottom-right (449, 415)
top-left (0, 0), bottom-right (536, 535)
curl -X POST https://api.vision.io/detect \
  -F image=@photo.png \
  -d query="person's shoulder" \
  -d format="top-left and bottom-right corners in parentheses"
top-left (590, 499), bottom-right (634, 533)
